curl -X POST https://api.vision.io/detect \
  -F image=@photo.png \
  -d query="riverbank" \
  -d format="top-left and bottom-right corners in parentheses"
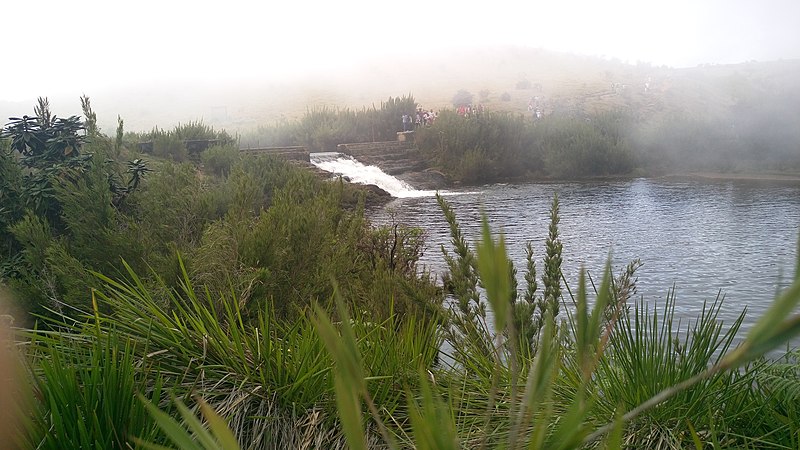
top-left (388, 168), bottom-right (800, 195)
top-left (678, 171), bottom-right (800, 183)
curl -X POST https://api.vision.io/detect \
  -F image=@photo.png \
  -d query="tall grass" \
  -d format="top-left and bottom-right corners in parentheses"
top-left (12, 194), bottom-right (800, 449)
top-left (18, 256), bottom-right (442, 449)
top-left (20, 301), bottom-right (164, 448)
top-left (568, 292), bottom-right (753, 448)
top-left (241, 96), bottom-right (417, 152)
top-left (413, 110), bottom-right (636, 183)
top-left (313, 195), bottom-right (800, 449)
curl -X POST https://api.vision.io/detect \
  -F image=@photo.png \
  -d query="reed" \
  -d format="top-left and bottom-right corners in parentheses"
top-left (313, 195), bottom-right (800, 449)
top-left (14, 199), bottom-right (800, 449)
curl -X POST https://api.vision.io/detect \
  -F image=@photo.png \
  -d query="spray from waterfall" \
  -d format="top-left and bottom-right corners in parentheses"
top-left (310, 152), bottom-right (437, 198)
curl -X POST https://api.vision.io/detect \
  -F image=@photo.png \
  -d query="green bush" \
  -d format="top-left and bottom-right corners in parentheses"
top-left (17, 257), bottom-right (442, 449)
top-left (457, 148), bottom-right (493, 183)
top-left (241, 95), bottom-right (417, 152)
top-left (21, 322), bottom-right (164, 449)
top-left (416, 110), bottom-right (545, 183)
top-left (171, 120), bottom-right (235, 144)
top-left (130, 161), bottom-right (232, 289)
top-left (0, 111), bottom-right (151, 317)
top-left (152, 133), bottom-right (188, 162)
top-left (0, 142), bottom-right (22, 262)
top-left (415, 109), bottom-right (636, 183)
top-left (201, 144), bottom-right (240, 177)
top-left (540, 113), bottom-right (635, 178)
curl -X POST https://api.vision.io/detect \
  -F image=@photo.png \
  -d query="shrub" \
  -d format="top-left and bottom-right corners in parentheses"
top-left (457, 147), bottom-right (493, 183)
top-left (500, 92), bottom-right (511, 101)
top-left (152, 133), bottom-right (188, 162)
top-left (0, 142), bottom-right (22, 262)
top-left (451, 89), bottom-right (474, 108)
top-left (172, 120), bottom-right (235, 144)
top-left (415, 110), bottom-right (545, 183)
top-left (540, 113), bottom-right (635, 178)
top-left (201, 144), bottom-right (240, 177)
top-left (240, 95), bottom-right (417, 152)
top-left (21, 322), bottom-right (164, 449)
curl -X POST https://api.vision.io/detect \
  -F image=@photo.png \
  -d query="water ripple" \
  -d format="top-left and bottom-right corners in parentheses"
top-left (370, 179), bottom-right (800, 339)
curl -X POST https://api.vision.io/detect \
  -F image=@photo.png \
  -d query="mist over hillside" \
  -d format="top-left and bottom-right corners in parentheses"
top-left (2, 46), bottom-right (798, 172)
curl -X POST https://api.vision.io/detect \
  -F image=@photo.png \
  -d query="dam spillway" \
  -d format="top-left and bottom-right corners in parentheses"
top-left (310, 152), bottom-right (435, 198)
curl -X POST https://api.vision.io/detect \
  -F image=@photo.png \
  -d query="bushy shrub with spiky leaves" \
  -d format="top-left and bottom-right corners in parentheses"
top-left (14, 193), bottom-right (800, 450)
top-left (17, 256), bottom-right (441, 449)
top-left (20, 298), bottom-right (164, 449)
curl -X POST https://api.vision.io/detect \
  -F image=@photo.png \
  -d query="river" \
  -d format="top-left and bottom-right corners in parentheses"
top-left (369, 179), bottom-right (800, 337)
top-left (310, 153), bottom-right (800, 341)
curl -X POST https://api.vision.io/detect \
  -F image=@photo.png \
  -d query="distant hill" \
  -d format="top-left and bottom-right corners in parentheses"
top-left (2, 46), bottom-right (799, 142)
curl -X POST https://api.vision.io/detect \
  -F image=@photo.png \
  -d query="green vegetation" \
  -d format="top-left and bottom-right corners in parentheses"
top-left (242, 95), bottom-right (417, 152)
top-left (240, 55), bottom-right (800, 183)
top-left (0, 98), bottom-right (437, 325)
top-left (233, 91), bottom-right (641, 183)
top-left (451, 89), bottom-right (474, 107)
top-left (2, 99), bottom-right (800, 449)
top-left (133, 121), bottom-right (236, 162)
top-left (414, 110), bottom-right (636, 183)
top-left (317, 205), bottom-right (800, 449)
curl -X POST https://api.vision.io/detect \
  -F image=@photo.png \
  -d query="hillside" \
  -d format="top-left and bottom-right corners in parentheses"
top-left (0, 47), bottom-right (800, 142)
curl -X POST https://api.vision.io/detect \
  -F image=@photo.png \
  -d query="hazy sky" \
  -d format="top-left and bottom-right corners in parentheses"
top-left (2, 0), bottom-right (799, 102)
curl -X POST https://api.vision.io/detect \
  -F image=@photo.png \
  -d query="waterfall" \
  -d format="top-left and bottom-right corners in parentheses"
top-left (310, 152), bottom-right (436, 198)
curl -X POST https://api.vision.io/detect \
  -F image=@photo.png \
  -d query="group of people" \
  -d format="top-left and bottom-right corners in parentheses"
top-left (456, 104), bottom-right (486, 118)
top-left (528, 96), bottom-right (544, 119)
top-left (402, 108), bottom-right (438, 131)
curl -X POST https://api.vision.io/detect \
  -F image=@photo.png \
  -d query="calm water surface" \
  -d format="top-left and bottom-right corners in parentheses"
top-left (369, 178), bottom-right (800, 337)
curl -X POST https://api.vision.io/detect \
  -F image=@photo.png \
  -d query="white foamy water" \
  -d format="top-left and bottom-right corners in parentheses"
top-left (310, 152), bottom-right (437, 198)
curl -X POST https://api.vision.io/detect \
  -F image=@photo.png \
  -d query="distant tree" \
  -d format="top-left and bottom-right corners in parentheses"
top-left (516, 79), bottom-right (532, 90)
top-left (500, 92), bottom-right (512, 102)
top-left (479, 89), bottom-right (490, 102)
top-left (115, 115), bottom-right (124, 154)
top-left (80, 95), bottom-right (97, 136)
top-left (452, 89), bottom-right (474, 108)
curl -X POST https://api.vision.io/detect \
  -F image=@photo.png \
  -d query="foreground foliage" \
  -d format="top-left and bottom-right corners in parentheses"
top-left (10, 196), bottom-right (800, 449)
top-left (18, 261), bottom-right (441, 449)
top-left (317, 197), bottom-right (800, 449)
top-left (4, 100), bottom-right (800, 449)
top-left (1, 99), bottom-right (438, 325)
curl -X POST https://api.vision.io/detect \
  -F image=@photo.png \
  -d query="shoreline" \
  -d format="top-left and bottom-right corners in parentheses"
top-left (442, 170), bottom-right (800, 188)
top-left (662, 171), bottom-right (800, 183)
top-left (347, 167), bottom-right (800, 201)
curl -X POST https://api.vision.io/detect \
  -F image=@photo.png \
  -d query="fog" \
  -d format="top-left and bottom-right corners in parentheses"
top-left (3, 1), bottom-right (799, 98)
top-left (2, 0), bottom-right (800, 171)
